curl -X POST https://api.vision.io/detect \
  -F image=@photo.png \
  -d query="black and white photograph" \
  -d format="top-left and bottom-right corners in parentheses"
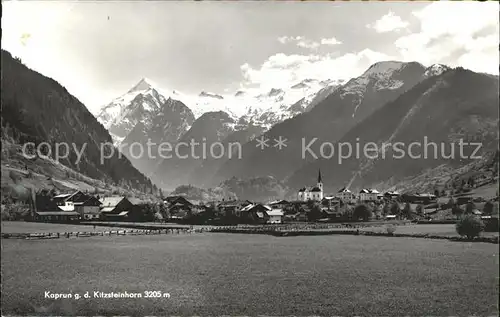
top-left (1, 0), bottom-right (499, 315)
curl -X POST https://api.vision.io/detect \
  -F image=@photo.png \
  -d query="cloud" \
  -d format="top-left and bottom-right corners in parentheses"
top-left (278, 35), bottom-right (342, 50)
top-left (297, 40), bottom-right (320, 50)
top-left (239, 49), bottom-right (395, 90)
top-left (321, 37), bottom-right (342, 45)
top-left (395, 2), bottom-right (499, 74)
top-left (278, 36), bottom-right (304, 44)
top-left (366, 11), bottom-right (409, 33)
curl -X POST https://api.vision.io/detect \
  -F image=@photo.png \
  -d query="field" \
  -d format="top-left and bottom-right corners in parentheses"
top-left (2, 234), bottom-right (498, 316)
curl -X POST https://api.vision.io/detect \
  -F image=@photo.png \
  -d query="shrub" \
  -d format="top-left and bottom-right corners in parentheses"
top-left (465, 201), bottom-right (475, 214)
top-left (353, 204), bottom-right (372, 221)
top-left (9, 170), bottom-right (21, 183)
top-left (1, 202), bottom-right (31, 221)
top-left (416, 204), bottom-right (424, 216)
top-left (483, 201), bottom-right (495, 215)
top-left (451, 204), bottom-right (463, 218)
top-left (456, 215), bottom-right (485, 240)
top-left (390, 202), bottom-right (401, 217)
top-left (402, 202), bottom-right (414, 219)
top-left (483, 217), bottom-right (499, 232)
top-left (386, 225), bottom-right (396, 235)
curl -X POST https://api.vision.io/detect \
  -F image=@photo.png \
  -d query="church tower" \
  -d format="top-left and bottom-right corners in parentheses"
top-left (317, 169), bottom-right (323, 192)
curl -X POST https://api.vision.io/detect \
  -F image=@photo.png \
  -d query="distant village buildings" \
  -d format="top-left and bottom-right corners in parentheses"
top-left (337, 187), bottom-right (356, 201)
top-left (297, 170), bottom-right (324, 201)
top-left (30, 177), bottom-right (486, 226)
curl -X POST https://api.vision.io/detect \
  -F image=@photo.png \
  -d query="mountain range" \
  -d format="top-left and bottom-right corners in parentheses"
top-left (216, 63), bottom-right (498, 194)
top-left (96, 73), bottom-right (343, 186)
top-left (147, 60), bottom-right (496, 195)
top-left (97, 77), bottom-right (342, 146)
top-left (4, 46), bottom-right (497, 199)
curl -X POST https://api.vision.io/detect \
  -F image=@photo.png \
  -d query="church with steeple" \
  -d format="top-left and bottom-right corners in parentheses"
top-left (297, 169), bottom-right (324, 201)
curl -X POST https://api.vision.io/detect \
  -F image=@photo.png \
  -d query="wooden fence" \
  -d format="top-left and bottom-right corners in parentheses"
top-left (1, 227), bottom-right (211, 240)
top-left (0, 221), bottom-right (414, 240)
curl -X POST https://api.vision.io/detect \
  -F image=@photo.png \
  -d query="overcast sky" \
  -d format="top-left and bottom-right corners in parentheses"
top-left (2, 1), bottom-right (499, 114)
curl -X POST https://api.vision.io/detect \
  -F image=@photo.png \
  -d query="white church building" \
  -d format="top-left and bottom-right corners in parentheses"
top-left (297, 170), bottom-right (324, 201)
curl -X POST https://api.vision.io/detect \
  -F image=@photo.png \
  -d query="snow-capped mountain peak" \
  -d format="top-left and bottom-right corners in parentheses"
top-left (98, 75), bottom-right (344, 144)
top-left (127, 77), bottom-right (155, 93)
top-left (424, 64), bottom-right (450, 78)
top-left (363, 61), bottom-right (407, 78)
top-left (97, 78), bottom-right (194, 145)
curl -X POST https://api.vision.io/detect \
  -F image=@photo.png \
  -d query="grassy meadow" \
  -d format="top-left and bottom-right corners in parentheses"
top-left (1, 233), bottom-right (498, 316)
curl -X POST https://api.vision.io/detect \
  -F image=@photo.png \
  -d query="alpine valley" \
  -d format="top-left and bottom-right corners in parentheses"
top-left (95, 61), bottom-right (499, 199)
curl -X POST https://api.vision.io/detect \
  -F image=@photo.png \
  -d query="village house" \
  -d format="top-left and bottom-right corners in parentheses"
top-left (62, 191), bottom-right (102, 220)
top-left (218, 199), bottom-right (253, 218)
top-left (164, 196), bottom-right (195, 219)
top-left (267, 209), bottom-right (284, 224)
top-left (164, 196), bottom-right (193, 207)
top-left (297, 170), bottom-right (324, 201)
top-left (268, 199), bottom-right (289, 210)
top-left (75, 196), bottom-right (102, 220)
top-left (99, 196), bottom-right (136, 221)
top-left (401, 193), bottom-right (437, 204)
top-left (359, 189), bottom-right (381, 201)
top-left (337, 187), bottom-right (356, 201)
top-left (384, 191), bottom-right (401, 200)
top-left (33, 211), bottom-right (80, 223)
top-left (239, 204), bottom-right (271, 224)
top-left (321, 196), bottom-right (340, 210)
top-left (33, 190), bottom-right (101, 223)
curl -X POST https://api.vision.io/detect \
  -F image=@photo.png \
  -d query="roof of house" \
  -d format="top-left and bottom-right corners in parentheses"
top-left (269, 199), bottom-right (289, 205)
top-left (128, 198), bottom-right (146, 205)
top-left (100, 206), bottom-right (116, 213)
top-left (240, 204), bottom-right (255, 212)
top-left (416, 193), bottom-right (436, 198)
top-left (73, 196), bottom-right (102, 206)
top-left (35, 211), bottom-right (79, 216)
top-left (218, 200), bottom-right (252, 207)
top-left (165, 196), bottom-right (193, 206)
top-left (360, 189), bottom-right (380, 194)
top-left (100, 196), bottom-right (126, 207)
top-left (338, 187), bottom-right (352, 193)
top-left (53, 193), bottom-right (72, 199)
top-left (323, 196), bottom-right (338, 200)
top-left (299, 185), bottom-right (323, 193)
top-left (385, 190), bottom-right (400, 195)
top-left (165, 195), bottom-right (183, 202)
top-left (241, 204), bottom-right (272, 212)
top-left (57, 204), bottom-right (75, 212)
top-left (53, 190), bottom-right (88, 203)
